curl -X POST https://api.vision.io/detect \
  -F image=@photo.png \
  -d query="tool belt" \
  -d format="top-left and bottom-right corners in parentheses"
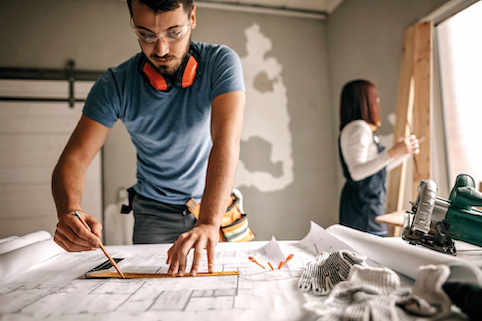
top-left (186, 193), bottom-right (255, 242)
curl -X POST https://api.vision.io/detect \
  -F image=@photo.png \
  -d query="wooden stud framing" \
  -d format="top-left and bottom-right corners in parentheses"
top-left (384, 21), bottom-right (433, 236)
top-left (411, 21), bottom-right (433, 195)
top-left (386, 26), bottom-right (415, 215)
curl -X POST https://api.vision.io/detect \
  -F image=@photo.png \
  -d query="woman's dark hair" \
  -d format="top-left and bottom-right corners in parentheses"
top-left (127, 0), bottom-right (193, 17)
top-left (339, 79), bottom-right (380, 131)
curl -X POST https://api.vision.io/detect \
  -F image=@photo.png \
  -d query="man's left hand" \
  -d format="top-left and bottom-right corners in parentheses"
top-left (166, 223), bottom-right (219, 276)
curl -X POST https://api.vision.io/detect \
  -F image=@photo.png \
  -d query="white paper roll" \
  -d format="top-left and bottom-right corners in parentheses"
top-left (0, 230), bottom-right (52, 255)
top-left (0, 238), bottom-right (64, 281)
top-left (326, 224), bottom-right (482, 285)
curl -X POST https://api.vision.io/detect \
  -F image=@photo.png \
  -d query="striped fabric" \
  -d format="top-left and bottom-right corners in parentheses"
top-left (186, 193), bottom-right (255, 242)
top-left (221, 215), bottom-right (254, 242)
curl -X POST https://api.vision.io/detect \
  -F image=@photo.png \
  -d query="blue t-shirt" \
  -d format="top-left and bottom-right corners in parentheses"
top-left (83, 42), bottom-right (245, 204)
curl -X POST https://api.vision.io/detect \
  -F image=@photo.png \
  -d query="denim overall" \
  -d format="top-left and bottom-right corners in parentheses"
top-left (338, 133), bottom-right (387, 236)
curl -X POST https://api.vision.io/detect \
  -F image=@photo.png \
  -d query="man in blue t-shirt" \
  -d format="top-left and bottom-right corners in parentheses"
top-left (52, 0), bottom-right (245, 276)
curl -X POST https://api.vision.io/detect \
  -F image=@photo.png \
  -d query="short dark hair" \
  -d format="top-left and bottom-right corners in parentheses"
top-left (127, 0), bottom-right (193, 17)
top-left (339, 79), bottom-right (380, 131)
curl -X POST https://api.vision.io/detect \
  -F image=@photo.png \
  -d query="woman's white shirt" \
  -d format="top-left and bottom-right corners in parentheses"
top-left (340, 120), bottom-right (408, 181)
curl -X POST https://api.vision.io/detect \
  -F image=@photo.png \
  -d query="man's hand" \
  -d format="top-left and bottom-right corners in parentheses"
top-left (54, 211), bottom-right (103, 252)
top-left (164, 90), bottom-right (245, 277)
top-left (166, 223), bottom-right (219, 276)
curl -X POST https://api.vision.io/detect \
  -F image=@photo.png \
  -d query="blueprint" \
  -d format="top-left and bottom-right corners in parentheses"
top-left (0, 222), bottom-right (345, 321)
top-left (2, 222), bottom-right (480, 321)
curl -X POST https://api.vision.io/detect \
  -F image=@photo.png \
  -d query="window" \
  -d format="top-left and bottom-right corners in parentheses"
top-left (437, 1), bottom-right (482, 189)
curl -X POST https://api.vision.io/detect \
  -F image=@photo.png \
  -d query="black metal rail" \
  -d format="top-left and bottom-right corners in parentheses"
top-left (0, 60), bottom-right (104, 107)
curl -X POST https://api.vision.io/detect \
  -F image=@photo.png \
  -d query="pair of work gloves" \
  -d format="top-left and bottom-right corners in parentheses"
top-left (298, 249), bottom-right (367, 295)
top-left (298, 250), bottom-right (460, 320)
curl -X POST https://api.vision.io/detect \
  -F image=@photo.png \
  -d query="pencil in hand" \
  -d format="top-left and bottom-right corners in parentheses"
top-left (74, 211), bottom-right (125, 279)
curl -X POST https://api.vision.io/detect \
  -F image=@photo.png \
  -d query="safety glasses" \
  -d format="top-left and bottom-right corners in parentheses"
top-left (131, 20), bottom-right (191, 44)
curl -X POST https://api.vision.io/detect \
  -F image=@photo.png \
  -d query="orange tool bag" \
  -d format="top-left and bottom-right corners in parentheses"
top-left (186, 192), bottom-right (255, 242)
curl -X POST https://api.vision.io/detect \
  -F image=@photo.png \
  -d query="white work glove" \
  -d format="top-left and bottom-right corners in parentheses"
top-left (304, 265), bottom-right (411, 321)
top-left (396, 264), bottom-right (452, 316)
top-left (305, 264), bottom-right (458, 321)
top-left (298, 250), bottom-right (367, 295)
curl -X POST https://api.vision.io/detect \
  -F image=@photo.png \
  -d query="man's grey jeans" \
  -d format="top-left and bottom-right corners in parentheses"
top-left (130, 191), bottom-right (196, 244)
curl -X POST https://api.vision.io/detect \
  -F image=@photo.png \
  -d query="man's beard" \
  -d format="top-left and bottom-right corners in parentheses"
top-left (151, 35), bottom-right (191, 76)
top-left (154, 58), bottom-right (180, 76)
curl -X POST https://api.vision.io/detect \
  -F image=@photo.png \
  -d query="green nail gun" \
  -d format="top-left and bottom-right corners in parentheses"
top-left (402, 174), bottom-right (482, 255)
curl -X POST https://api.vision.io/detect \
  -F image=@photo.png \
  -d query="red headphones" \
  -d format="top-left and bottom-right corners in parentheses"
top-left (139, 48), bottom-right (199, 91)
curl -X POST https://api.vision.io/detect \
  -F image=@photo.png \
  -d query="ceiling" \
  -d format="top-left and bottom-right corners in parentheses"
top-left (195, 0), bottom-right (345, 19)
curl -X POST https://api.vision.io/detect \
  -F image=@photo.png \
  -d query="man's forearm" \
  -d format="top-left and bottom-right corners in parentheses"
top-left (52, 115), bottom-right (110, 218)
top-left (197, 137), bottom-right (240, 226)
top-left (51, 155), bottom-right (87, 218)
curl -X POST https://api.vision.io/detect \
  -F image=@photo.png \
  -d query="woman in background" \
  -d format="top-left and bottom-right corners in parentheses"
top-left (338, 79), bottom-right (420, 236)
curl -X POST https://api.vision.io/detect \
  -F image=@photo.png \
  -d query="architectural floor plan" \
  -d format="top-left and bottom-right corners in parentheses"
top-left (1, 222), bottom-right (481, 321)
top-left (0, 222), bottom-right (345, 321)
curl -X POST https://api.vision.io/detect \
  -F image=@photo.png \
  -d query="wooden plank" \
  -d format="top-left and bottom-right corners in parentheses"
top-left (375, 210), bottom-right (405, 237)
top-left (386, 25), bottom-right (415, 215)
top-left (412, 21), bottom-right (433, 197)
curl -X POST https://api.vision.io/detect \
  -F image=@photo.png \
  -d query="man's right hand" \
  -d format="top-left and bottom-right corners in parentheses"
top-left (54, 211), bottom-right (103, 252)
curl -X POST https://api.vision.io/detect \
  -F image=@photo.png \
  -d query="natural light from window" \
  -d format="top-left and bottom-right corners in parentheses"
top-left (437, 1), bottom-right (482, 189)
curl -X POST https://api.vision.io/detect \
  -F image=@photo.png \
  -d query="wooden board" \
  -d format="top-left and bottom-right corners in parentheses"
top-left (412, 21), bottom-right (433, 197)
top-left (375, 210), bottom-right (406, 237)
top-left (386, 25), bottom-right (415, 214)
top-left (386, 21), bottom-right (433, 218)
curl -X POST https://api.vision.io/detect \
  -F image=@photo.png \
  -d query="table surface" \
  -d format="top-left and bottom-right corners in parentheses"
top-left (1, 222), bottom-right (479, 321)
top-left (0, 239), bottom-right (323, 321)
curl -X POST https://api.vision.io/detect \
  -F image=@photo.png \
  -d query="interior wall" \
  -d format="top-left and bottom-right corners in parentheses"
top-left (0, 81), bottom-right (102, 238)
top-left (193, 9), bottom-right (335, 240)
top-left (326, 0), bottom-right (451, 211)
top-left (0, 0), bottom-right (334, 241)
top-left (0, 0), bottom-right (452, 241)
top-left (0, 0), bottom-right (140, 239)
